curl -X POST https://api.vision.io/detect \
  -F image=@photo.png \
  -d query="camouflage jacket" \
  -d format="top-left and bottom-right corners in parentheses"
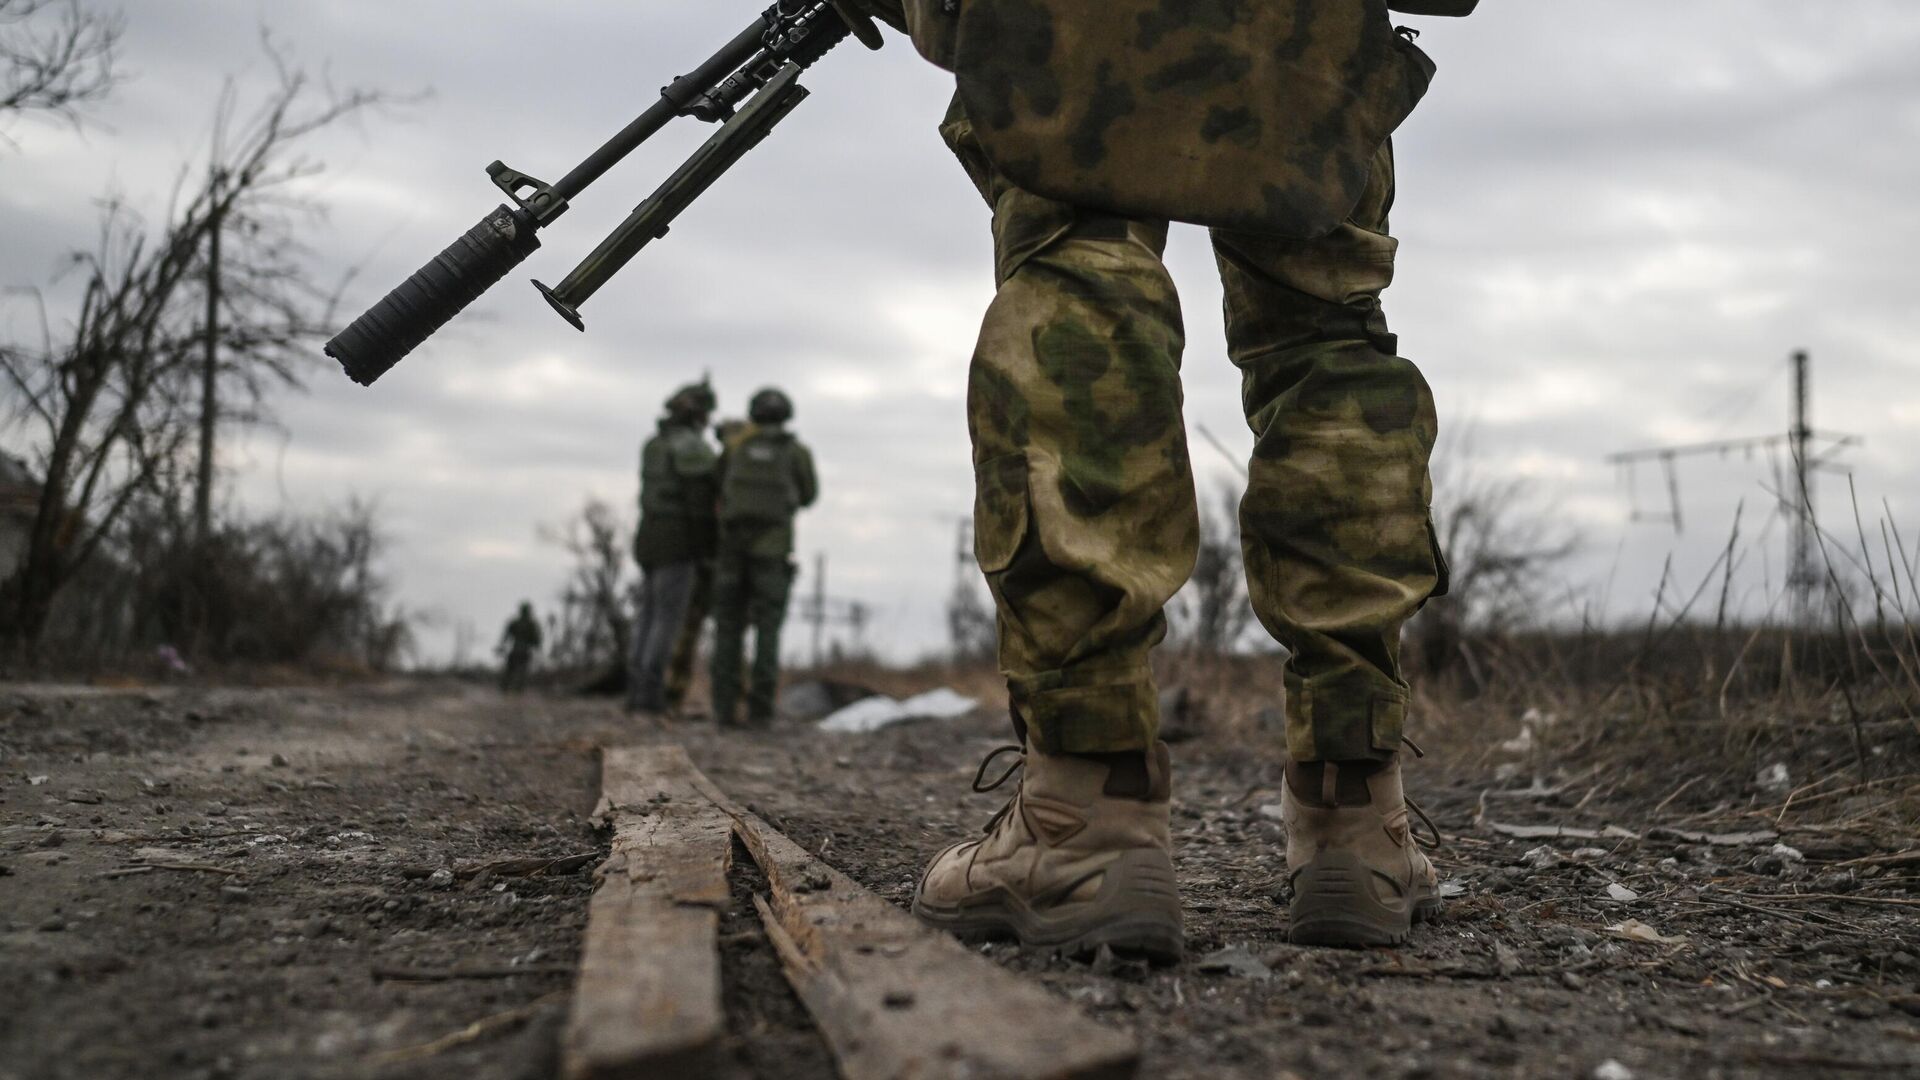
top-left (634, 419), bottom-right (719, 569)
top-left (854, 0), bottom-right (1477, 238)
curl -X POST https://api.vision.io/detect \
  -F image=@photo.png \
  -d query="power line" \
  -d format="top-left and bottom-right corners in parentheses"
top-left (1606, 350), bottom-right (1860, 624)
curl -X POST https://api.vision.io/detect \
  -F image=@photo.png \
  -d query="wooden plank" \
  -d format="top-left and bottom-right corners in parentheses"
top-left (690, 771), bottom-right (1139, 1080)
top-left (562, 745), bottom-right (733, 1080)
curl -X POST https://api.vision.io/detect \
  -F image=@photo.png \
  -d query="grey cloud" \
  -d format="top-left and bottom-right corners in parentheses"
top-left (4, 0), bottom-right (1917, 664)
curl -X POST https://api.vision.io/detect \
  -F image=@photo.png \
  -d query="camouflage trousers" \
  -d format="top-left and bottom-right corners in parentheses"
top-left (947, 99), bottom-right (1447, 763)
top-left (708, 539), bottom-right (796, 722)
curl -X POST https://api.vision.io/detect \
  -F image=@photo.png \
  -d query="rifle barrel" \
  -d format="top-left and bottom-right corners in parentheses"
top-left (536, 62), bottom-right (810, 328)
top-left (553, 15), bottom-right (770, 199)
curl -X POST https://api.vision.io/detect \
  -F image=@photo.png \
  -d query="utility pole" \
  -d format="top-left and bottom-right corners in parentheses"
top-left (194, 170), bottom-right (225, 545)
top-left (1606, 349), bottom-right (1855, 626)
top-left (796, 551), bottom-right (870, 665)
top-left (1786, 349), bottom-right (1818, 625)
top-left (946, 517), bottom-right (992, 661)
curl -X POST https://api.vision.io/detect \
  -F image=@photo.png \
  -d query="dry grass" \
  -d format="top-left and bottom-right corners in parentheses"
top-left (803, 629), bottom-right (1919, 844)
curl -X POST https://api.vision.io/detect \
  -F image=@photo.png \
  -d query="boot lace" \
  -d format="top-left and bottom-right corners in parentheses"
top-left (1400, 735), bottom-right (1444, 851)
top-left (970, 744), bottom-right (1025, 835)
top-left (972, 744), bottom-right (1025, 792)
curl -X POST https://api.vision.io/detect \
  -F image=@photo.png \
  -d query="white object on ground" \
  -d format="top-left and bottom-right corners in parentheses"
top-left (1606, 919), bottom-right (1686, 945)
top-left (1756, 762), bottom-right (1791, 794)
top-left (1606, 882), bottom-right (1639, 902)
top-left (818, 688), bottom-right (978, 733)
top-left (1594, 1061), bottom-right (1635, 1080)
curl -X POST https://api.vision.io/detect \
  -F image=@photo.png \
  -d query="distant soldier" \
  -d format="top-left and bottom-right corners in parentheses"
top-left (628, 381), bottom-right (720, 713)
top-left (709, 388), bottom-right (817, 726)
top-left (497, 601), bottom-right (542, 692)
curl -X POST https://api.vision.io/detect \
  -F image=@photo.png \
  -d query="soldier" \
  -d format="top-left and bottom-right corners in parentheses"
top-left (497, 601), bottom-right (542, 693)
top-left (840, 0), bottom-right (1476, 958)
top-left (708, 388), bottom-right (818, 727)
top-left (659, 417), bottom-right (751, 714)
top-left (628, 381), bottom-right (720, 713)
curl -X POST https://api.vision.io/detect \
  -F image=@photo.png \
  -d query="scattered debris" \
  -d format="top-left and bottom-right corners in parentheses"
top-left (1499, 727), bottom-right (1534, 755)
top-left (1488, 822), bottom-right (1636, 841)
top-left (445, 852), bottom-right (595, 880)
top-left (1756, 762), bottom-right (1792, 795)
top-left (1498, 707), bottom-right (1559, 756)
top-left (1606, 920), bottom-right (1686, 945)
top-left (28, 775), bottom-right (49, 786)
top-left (1522, 846), bottom-right (1560, 869)
top-left (155, 644), bottom-right (193, 678)
top-left (372, 992), bottom-right (567, 1065)
top-left (1645, 826), bottom-right (1778, 846)
top-left (104, 861), bottom-right (243, 878)
top-left (1193, 945), bottom-right (1273, 980)
top-left (817, 688), bottom-right (978, 734)
top-left (1751, 844), bottom-right (1807, 876)
top-left (1593, 1060), bottom-right (1635, 1080)
top-left (1606, 883), bottom-right (1639, 902)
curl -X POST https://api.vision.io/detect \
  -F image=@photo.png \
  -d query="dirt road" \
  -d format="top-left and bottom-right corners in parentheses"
top-left (3, 681), bottom-right (1916, 1079)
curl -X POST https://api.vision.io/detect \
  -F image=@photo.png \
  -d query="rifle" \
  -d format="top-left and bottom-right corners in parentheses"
top-left (325, 1), bottom-right (878, 386)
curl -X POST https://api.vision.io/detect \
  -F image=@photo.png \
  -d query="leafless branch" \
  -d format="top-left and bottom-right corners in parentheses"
top-left (0, 0), bottom-right (121, 131)
top-left (0, 41), bottom-right (394, 651)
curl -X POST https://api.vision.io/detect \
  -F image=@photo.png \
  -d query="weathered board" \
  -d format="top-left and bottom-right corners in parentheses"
top-left (561, 745), bottom-right (733, 1080)
top-left (697, 771), bottom-right (1139, 1080)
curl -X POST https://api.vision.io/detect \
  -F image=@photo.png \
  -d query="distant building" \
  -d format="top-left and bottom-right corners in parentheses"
top-left (0, 452), bottom-right (40, 582)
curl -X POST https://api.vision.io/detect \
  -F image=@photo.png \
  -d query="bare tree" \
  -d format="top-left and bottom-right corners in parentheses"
top-left (542, 498), bottom-right (633, 672)
top-left (1409, 434), bottom-right (1579, 681)
top-left (0, 0), bottom-right (121, 130)
top-left (1196, 483), bottom-right (1257, 653)
top-left (0, 49), bottom-right (386, 652)
top-left (946, 518), bottom-right (994, 663)
top-left (1171, 482), bottom-right (1256, 655)
top-left (187, 55), bottom-right (387, 539)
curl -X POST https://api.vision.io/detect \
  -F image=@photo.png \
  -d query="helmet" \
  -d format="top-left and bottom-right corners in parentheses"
top-left (748, 387), bottom-right (793, 424)
top-left (665, 380), bottom-right (716, 419)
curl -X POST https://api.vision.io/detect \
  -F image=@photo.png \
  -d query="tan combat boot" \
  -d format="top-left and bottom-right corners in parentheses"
top-left (912, 742), bottom-right (1183, 963)
top-left (1281, 754), bottom-right (1440, 947)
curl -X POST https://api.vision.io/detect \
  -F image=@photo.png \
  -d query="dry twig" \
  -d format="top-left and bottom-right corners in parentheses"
top-left (369, 992), bottom-right (565, 1065)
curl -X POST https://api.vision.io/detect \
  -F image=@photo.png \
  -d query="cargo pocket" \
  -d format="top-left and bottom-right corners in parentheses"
top-left (972, 452), bottom-right (1030, 574)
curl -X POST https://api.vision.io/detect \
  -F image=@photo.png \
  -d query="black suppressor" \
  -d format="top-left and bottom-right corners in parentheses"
top-left (325, 205), bottom-right (540, 386)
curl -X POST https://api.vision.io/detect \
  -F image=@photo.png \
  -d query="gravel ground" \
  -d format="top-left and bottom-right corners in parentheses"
top-left (3, 679), bottom-right (1917, 1079)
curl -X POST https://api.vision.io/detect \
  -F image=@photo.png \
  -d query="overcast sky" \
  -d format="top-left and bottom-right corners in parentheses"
top-left (4, 1), bottom-right (1918, 664)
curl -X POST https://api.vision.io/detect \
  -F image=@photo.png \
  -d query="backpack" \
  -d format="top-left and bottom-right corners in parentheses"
top-left (721, 431), bottom-right (800, 525)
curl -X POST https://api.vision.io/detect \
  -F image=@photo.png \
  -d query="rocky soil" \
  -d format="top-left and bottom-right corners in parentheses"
top-left (3, 679), bottom-right (1917, 1079)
